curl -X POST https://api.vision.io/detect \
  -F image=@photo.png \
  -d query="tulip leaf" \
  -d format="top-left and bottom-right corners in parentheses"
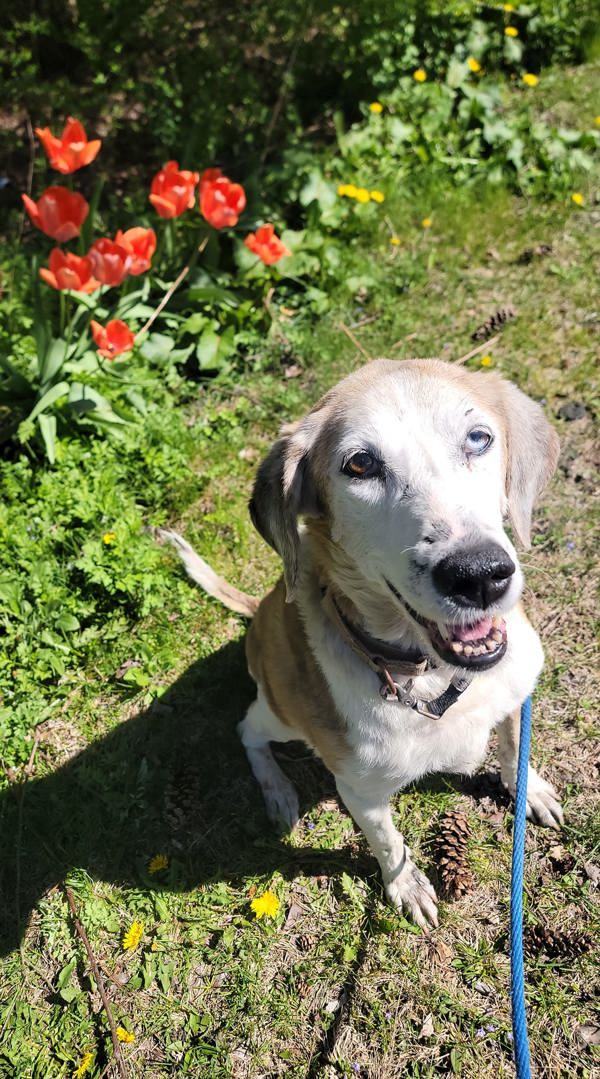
top-left (40, 339), bottom-right (68, 387)
top-left (37, 413), bottom-right (57, 464)
top-left (139, 333), bottom-right (175, 363)
top-left (27, 380), bottom-right (70, 423)
top-left (187, 285), bottom-right (239, 308)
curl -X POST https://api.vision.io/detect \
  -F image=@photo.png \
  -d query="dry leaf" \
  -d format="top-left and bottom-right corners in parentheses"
top-left (284, 902), bottom-right (304, 929)
top-left (284, 364), bottom-right (303, 379)
top-left (419, 1014), bottom-right (435, 1038)
top-left (574, 1023), bottom-right (600, 1047)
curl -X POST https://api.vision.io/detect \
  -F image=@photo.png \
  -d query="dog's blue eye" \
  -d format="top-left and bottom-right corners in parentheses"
top-left (465, 428), bottom-right (493, 455)
top-left (343, 451), bottom-right (381, 478)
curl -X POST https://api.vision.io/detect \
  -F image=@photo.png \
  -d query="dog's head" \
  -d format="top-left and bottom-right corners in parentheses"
top-left (250, 359), bottom-right (559, 671)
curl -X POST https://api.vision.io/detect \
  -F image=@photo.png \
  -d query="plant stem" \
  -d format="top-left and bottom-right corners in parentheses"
top-left (136, 235), bottom-right (208, 341)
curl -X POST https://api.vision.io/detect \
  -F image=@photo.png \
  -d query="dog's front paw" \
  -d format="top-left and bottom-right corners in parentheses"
top-left (262, 775), bottom-right (300, 832)
top-left (525, 770), bottom-right (564, 830)
top-left (503, 766), bottom-right (564, 830)
top-left (385, 860), bottom-right (439, 930)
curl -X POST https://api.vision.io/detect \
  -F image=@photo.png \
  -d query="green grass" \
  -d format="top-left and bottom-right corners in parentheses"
top-left (1, 69), bottom-right (599, 1079)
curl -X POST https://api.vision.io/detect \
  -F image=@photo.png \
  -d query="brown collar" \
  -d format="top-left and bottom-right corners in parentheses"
top-left (321, 587), bottom-right (473, 720)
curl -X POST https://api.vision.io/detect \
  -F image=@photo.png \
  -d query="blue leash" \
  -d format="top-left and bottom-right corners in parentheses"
top-left (510, 694), bottom-right (532, 1078)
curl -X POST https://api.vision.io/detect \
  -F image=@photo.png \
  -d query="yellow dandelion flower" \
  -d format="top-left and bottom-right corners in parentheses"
top-left (102, 531), bottom-right (116, 545)
top-left (467, 57), bottom-right (482, 73)
top-left (74, 1052), bottom-right (93, 1078)
top-left (389, 236), bottom-right (401, 246)
top-left (421, 217), bottom-right (433, 229)
top-left (369, 102), bottom-right (383, 114)
top-left (338, 183), bottom-right (358, 199)
top-left (122, 920), bottom-right (144, 951)
top-left (595, 116), bottom-right (600, 127)
top-left (522, 73), bottom-right (539, 87)
top-left (480, 355), bottom-right (494, 367)
top-left (505, 26), bottom-right (518, 37)
top-left (148, 853), bottom-right (169, 874)
top-left (503, 3), bottom-right (515, 10)
top-left (413, 68), bottom-right (427, 83)
top-left (250, 890), bottom-right (280, 919)
top-left (370, 190), bottom-right (385, 203)
top-left (354, 187), bottom-right (371, 203)
top-left (116, 1027), bottom-right (135, 1044)
top-left (571, 192), bottom-right (585, 206)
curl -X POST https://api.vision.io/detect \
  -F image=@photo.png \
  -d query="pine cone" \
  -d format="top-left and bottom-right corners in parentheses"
top-left (471, 306), bottom-right (516, 342)
top-left (435, 809), bottom-right (475, 898)
top-left (516, 243), bottom-right (552, 265)
top-left (524, 922), bottom-right (592, 960)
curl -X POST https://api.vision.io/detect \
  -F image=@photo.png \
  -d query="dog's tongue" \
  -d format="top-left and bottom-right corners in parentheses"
top-left (452, 617), bottom-right (493, 642)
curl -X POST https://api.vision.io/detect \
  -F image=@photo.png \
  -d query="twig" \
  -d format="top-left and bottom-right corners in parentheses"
top-left (338, 321), bottom-right (371, 361)
top-left (348, 313), bottom-right (380, 330)
top-left (455, 334), bottom-right (500, 365)
top-left (390, 332), bottom-right (418, 351)
top-left (65, 886), bottom-right (128, 1079)
top-left (136, 236), bottom-right (208, 341)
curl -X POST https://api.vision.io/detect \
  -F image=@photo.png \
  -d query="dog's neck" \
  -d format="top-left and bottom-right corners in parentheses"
top-left (305, 522), bottom-right (427, 653)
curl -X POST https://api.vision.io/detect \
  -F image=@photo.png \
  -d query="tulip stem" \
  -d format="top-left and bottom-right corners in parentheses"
top-left (59, 291), bottom-right (66, 336)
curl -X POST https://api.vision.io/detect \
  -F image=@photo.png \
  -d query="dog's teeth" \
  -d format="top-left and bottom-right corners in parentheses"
top-left (485, 640), bottom-right (496, 651)
top-left (451, 641), bottom-right (463, 653)
top-left (463, 645), bottom-right (474, 656)
top-left (491, 630), bottom-right (503, 643)
top-left (474, 645), bottom-right (485, 656)
top-left (492, 616), bottom-right (502, 628)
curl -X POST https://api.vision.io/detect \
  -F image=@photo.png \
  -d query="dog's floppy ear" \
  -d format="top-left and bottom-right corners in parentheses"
top-left (496, 380), bottom-right (560, 547)
top-left (249, 420), bottom-right (320, 600)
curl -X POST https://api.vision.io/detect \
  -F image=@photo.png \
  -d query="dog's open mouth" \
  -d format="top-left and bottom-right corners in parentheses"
top-left (424, 613), bottom-right (507, 669)
top-left (385, 579), bottom-right (508, 670)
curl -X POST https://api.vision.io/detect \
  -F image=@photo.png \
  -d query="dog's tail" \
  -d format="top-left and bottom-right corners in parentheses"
top-left (156, 528), bottom-right (260, 617)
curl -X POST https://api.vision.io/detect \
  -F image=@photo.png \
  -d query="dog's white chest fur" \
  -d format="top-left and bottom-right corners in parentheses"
top-left (298, 577), bottom-right (544, 801)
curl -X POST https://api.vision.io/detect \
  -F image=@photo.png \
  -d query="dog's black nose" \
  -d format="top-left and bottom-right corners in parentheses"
top-left (433, 543), bottom-right (515, 609)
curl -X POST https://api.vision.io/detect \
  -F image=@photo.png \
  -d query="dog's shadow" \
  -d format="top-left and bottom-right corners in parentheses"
top-left (0, 638), bottom-right (512, 956)
top-left (0, 639), bottom-right (378, 956)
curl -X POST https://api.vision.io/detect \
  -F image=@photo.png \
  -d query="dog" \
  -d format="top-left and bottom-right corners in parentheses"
top-left (162, 358), bottom-right (563, 928)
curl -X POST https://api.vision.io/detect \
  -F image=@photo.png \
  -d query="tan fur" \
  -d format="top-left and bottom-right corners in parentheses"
top-left (246, 578), bottom-right (350, 772)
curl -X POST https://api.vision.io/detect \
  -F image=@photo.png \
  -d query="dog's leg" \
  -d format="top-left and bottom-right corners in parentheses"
top-left (238, 691), bottom-right (301, 831)
top-left (336, 779), bottom-right (438, 930)
top-left (496, 709), bottom-right (563, 829)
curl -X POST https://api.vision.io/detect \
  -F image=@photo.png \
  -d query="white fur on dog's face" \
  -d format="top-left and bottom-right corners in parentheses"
top-left (324, 366), bottom-right (523, 627)
top-left (250, 358), bottom-right (559, 666)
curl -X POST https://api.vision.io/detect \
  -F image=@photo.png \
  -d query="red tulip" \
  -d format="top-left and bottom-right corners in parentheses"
top-left (90, 319), bottom-right (135, 360)
top-left (35, 117), bottom-right (101, 174)
top-left (39, 249), bottom-right (100, 293)
top-left (244, 224), bottom-right (291, 265)
top-left (88, 237), bottom-right (131, 287)
top-left (200, 175), bottom-right (246, 229)
top-left (114, 227), bottom-right (157, 275)
top-left (149, 160), bottom-right (199, 219)
top-left (22, 186), bottom-right (89, 242)
top-left (199, 167), bottom-right (223, 195)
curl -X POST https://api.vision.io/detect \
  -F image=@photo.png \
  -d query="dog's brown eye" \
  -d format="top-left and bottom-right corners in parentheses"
top-left (343, 451), bottom-right (380, 478)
